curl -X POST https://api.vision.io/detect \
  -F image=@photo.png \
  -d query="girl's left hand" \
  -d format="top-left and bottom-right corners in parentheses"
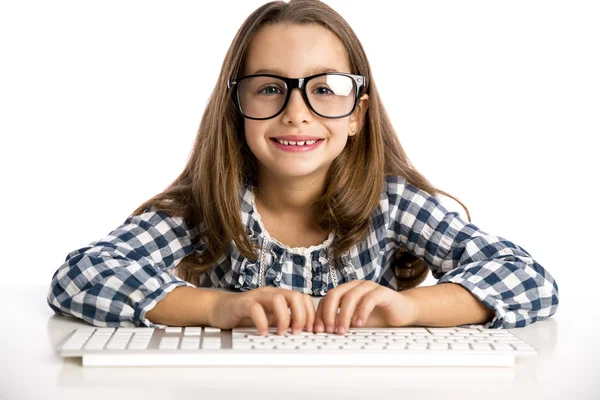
top-left (314, 280), bottom-right (419, 334)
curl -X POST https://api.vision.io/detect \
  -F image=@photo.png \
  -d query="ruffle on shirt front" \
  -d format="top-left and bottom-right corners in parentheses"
top-left (312, 249), bottom-right (329, 295)
top-left (339, 250), bottom-right (358, 281)
top-left (232, 221), bottom-right (262, 291)
top-left (232, 217), bottom-right (286, 290)
top-left (235, 258), bottom-right (259, 291)
top-left (265, 244), bottom-right (285, 288)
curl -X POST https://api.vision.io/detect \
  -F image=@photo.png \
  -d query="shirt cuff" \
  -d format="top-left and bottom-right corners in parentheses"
top-left (135, 278), bottom-right (197, 328)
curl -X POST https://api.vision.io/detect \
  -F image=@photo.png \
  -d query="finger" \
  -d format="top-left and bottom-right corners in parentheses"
top-left (270, 293), bottom-right (290, 335)
top-left (287, 292), bottom-right (306, 334)
top-left (322, 281), bottom-right (362, 333)
top-left (337, 283), bottom-right (378, 334)
top-left (314, 296), bottom-right (325, 333)
top-left (246, 300), bottom-right (269, 336)
top-left (302, 294), bottom-right (316, 332)
top-left (354, 289), bottom-right (381, 327)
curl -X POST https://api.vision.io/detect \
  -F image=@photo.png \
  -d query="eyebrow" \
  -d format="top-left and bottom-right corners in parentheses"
top-left (249, 65), bottom-right (342, 76)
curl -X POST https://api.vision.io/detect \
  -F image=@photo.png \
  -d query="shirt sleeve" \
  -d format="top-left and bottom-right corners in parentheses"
top-left (46, 206), bottom-right (202, 328)
top-left (385, 175), bottom-right (560, 329)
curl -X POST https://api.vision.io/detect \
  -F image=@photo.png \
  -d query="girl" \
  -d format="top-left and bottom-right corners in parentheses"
top-left (47, 0), bottom-right (559, 337)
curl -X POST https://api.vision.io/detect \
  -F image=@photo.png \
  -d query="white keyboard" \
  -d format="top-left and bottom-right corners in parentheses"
top-left (57, 326), bottom-right (537, 367)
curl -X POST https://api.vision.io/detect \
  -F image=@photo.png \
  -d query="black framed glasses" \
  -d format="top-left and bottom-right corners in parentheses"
top-left (227, 72), bottom-right (367, 120)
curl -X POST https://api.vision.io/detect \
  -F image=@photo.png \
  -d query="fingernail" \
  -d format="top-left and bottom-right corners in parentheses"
top-left (315, 322), bottom-right (323, 332)
top-left (356, 318), bottom-right (363, 326)
top-left (338, 326), bottom-right (345, 334)
top-left (326, 325), bottom-right (333, 333)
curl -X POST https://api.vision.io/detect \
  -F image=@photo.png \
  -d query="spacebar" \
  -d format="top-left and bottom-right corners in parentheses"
top-left (82, 351), bottom-right (515, 367)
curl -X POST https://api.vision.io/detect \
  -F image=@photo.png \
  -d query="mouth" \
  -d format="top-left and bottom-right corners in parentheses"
top-left (270, 138), bottom-right (324, 146)
top-left (269, 137), bottom-right (324, 152)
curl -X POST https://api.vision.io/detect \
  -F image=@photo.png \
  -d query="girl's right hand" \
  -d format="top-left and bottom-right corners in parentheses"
top-left (207, 287), bottom-right (316, 336)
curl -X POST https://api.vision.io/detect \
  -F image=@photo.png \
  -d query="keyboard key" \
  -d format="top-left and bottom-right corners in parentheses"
top-left (450, 343), bottom-right (471, 351)
top-left (128, 341), bottom-right (151, 350)
top-left (385, 342), bottom-right (407, 349)
top-left (159, 337), bottom-right (180, 350)
top-left (202, 338), bottom-right (221, 349)
top-left (106, 340), bottom-right (129, 350)
top-left (233, 342), bottom-right (254, 349)
top-left (184, 327), bottom-right (203, 336)
top-left (429, 343), bottom-right (449, 351)
top-left (275, 343), bottom-right (297, 350)
top-left (492, 343), bottom-right (516, 351)
top-left (181, 337), bottom-right (201, 350)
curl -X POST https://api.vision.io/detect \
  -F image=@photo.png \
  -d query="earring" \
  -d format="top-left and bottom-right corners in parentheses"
top-left (351, 127), bottom-right (355, 132)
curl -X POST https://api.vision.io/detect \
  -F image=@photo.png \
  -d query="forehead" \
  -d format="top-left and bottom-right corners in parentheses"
top-left (243, 23), bottom-right (350, 77)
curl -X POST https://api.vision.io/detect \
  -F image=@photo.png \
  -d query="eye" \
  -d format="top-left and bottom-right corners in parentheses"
top-left (313, 86), bottom-right (334, 96)
top-left (258, 85), bottom-right (284, 95)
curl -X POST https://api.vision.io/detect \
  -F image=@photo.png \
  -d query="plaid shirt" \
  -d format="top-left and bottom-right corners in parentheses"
top-left (47, 175), bottom-right (559, 329)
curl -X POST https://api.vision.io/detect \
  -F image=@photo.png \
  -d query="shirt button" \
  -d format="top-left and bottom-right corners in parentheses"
top-left (293, 255), bottom-right (304, 264)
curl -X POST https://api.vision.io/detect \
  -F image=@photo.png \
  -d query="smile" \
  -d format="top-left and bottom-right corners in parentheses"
top-left (270, 138), bottom-right (324, 152)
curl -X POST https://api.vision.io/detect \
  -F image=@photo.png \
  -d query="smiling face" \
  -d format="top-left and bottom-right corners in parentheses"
top-left (241, 23), bottom-right (368, 183)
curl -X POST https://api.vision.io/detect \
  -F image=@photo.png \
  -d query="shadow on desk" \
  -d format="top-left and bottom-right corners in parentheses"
top-left (45, 310), bottom-right (559, 389)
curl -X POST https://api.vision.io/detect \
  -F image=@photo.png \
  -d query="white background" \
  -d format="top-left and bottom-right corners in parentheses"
top-left (1, 1), bottom-right (598, 308)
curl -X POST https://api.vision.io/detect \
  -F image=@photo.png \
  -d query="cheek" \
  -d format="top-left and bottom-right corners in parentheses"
top-left (326, 121), bottom-right (350, 140)
top-left (243, 120), bottom-right (265, 144)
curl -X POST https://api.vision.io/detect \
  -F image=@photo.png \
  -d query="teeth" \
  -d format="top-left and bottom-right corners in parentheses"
top-left (275, 139), bottom-right (319, 146)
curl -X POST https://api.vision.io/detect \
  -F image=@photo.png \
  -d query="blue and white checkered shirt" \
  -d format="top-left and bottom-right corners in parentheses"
top-left (47, 175), bottom-right (559, 329)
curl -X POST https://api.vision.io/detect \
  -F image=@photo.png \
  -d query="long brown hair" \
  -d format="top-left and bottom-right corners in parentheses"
top-left (131, 0), bottom-right (471, 289)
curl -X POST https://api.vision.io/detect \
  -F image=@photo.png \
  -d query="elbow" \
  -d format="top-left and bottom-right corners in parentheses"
top-left (499, 268), bottom-right (560, 329)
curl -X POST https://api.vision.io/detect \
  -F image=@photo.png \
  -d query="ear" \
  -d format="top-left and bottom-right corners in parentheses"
top-left (349, 94), bottom-right (369, 137)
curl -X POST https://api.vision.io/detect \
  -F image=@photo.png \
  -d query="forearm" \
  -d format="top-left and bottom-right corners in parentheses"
top-left (145, 286), bottom-right (227, 327)
top-left (402, 282), bottom-right (495, 327)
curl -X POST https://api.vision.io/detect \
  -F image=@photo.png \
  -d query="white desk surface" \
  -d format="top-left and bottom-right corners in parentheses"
top-left (0, 284), bottom-right (596, 400)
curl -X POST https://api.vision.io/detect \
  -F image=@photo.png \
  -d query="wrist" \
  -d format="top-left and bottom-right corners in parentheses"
top-left (205, 289), bottom-right (232, 327)
top-left (400, 290), bottom-right (421, 326)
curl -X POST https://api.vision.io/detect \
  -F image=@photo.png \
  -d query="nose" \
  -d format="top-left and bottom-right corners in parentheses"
top-left (281, 87), bottom-right (313, 125)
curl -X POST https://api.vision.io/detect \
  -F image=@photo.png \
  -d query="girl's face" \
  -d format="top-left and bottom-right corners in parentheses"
top-left (241, 23), bottom-right (368, 183)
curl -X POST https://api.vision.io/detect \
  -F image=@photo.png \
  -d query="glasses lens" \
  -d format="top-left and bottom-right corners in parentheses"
top-left (238, 76), bottom-right (288, 119)
top-left (306, 74), bottom-right (356, 117)
top-left (236, 74), bottom-right (357, 118)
